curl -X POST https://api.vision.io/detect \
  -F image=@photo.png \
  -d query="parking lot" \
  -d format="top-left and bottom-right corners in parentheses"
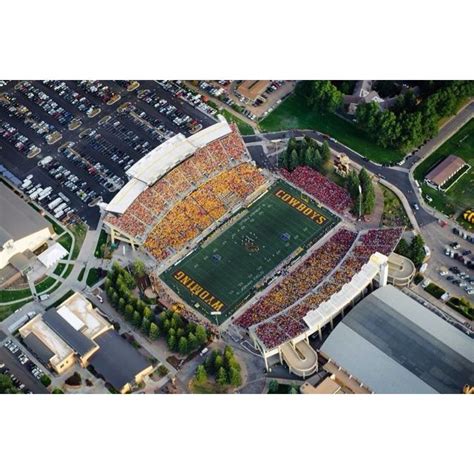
top-left (0, 80), bottom-right (216, 228)
top-left (0, 333), bottom-right (49, 394)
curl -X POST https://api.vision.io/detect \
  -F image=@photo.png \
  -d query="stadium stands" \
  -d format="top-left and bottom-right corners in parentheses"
top-left (236, 228), bottom-right (403, 351)
top-left (143, 163), bottom-right (267, 260)
top-left (280, 166), bottom-right (353, 214)
top-left (105, 124), bottom-right (255, 247)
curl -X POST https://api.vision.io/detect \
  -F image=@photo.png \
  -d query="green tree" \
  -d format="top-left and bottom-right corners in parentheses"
top-left (279, 150), bottom-right (289, 170)
top-left (214, 354), bottom-right (224, 372)
top-left (141, 317), bottom-right (151, 335)
top-left (409, 234), bottom-right (426, 267)
top-left (0, 374), bottom-right (18, 394)
top-left (362, 185), bottom-right (376, 215)
top-left (395, 238), bottom-right (410, 257)
top-left (122, 270), bottom-right (136, 290)
top-left (359, 167), bottom-right (371, 192)
top-left (118, 297), bottom-right (126, 313)
top-left (304, 146), bottom-right (315, 168)
top-left (167, 334), bottom-right (177, 351)
top-left (187, 332), bottom-right (198, 352)
top-left (104, 277), bottom-right (112, 291)
top-left (149, 322), bottom-right (160, 340)
top-left (178, 336), bottom-right (188, 355)
top-left (268, 380), bottom-right (279, 394)
top-left (216, 367), bottom-right (228, 386)
top-left (110, 291), bottom-right (119, 307)
top-left (132, 260), bottom-right (146, 278)
top-left (313, 149), bottom-right (322, 171)
top-left (289, 149), bottom-right (299, 172)
top-left (142, 306), bottom-right (152, 319)
top-left (346, 170), bottom-right (361, 201)
top-left (195, 364), bottom-right (207, 384)
top-left (306, 80), bottom-right (343, 112)
top-left (195, 325), bottom-right (207, 345)
top-left (132, 311), bottom-right (143, 328)
top-left (124, 304), bottom-right (134, 319)
top-left (321, 140), bottom-right (331, 163)
top-left (228, 367), bottom-right (242, 387)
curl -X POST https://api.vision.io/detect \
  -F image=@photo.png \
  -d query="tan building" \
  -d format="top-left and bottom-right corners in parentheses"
top-left (20, 293), bottom-right (153, 393)
top-left (387, 252), bottom-right (415, 287)
top-left (236, 80), bottom-right (271, 102)
top-left (425, 154), bottom-right (469, 190)
top-left (0, 182), bottom-right (53, 270)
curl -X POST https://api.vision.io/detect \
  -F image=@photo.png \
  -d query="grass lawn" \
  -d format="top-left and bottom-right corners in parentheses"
top-left (53, 263), bottom-right (66, 276)
top-left (219, 109), bottom-right (254, 136)
top-left (414, 119), bottom-right (474, 227)
top-left (161, 180), bottom-right (338, 323)
top-left (57, 233), bottom-right (73, 252)
top-left (63, 264), bottom-right (74, 279)
top-left (259, 93), bottom-right (403, 165)
top-left (0, 287), bottom-right (32, 303)
top-left (77, 266), bottom-right (86, 282)
top-left (70, 223), bottom-right (87, 259)
top-left (381, 186), bottom-right (412, 229)
top-left (189, 379), bottom-right (229, 394)
top-left (35, 276), bottom-right (57, 294)
top-left (0, 300), bottom-right (33, 322)
top-left (94, 229), bottom-right (108, 258)
top-left (86, 268), bottom-right (101, 287)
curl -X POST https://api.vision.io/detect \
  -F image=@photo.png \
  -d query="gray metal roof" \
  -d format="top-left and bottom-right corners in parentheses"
top-left (23, 332), bottom-right (55, 366)
top-left (43, 309), bottom-right (96, 356)
top-left (320, 285), bottom-right (474, 394)
top-left (0, 183), bottom-right (52, 246)
top-left (89, 330), bottom-right (151, 391)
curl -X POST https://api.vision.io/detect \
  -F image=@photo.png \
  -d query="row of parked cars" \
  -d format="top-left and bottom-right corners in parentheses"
top-left (77, 80), bottom-right (121, 105)
top-left (16, 81), bottom-right (76, 128)
top-left (102, 119), bottom-right (154, 155)
top-left (0, 92), bottom-right (61, 144)
top-left (42, 80), bottom-right (101, 118)
top-left (0, 119), bottom-right (39, 157)
top-left (439, 266), bottom-right (474, 295)
top-left (3, 337), bottom-right (47, 392)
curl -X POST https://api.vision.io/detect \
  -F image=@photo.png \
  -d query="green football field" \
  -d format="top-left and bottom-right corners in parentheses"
top-left (160, 180), bottom-right (339, 324)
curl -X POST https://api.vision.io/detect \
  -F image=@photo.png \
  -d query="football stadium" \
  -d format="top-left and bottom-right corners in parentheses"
top-left (103, 117), bottom-right (404, 376)
top-left (161, 180), bottom-right (338, 323)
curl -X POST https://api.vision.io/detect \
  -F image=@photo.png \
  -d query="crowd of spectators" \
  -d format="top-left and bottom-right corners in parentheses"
top-left (235, 229), bottom-right (357, 330)
top-left (105, 125), bottom-right (248, 240)
top-left (144, 163), bottom-right (267, 260)
top-left (280, 166), bottom-right (352, 214)
top-left (250, 227), bottom-right (403, 350)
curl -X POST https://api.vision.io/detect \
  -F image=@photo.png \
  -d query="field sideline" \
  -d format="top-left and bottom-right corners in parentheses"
top-left (160, 180), bottom-right (339, 323)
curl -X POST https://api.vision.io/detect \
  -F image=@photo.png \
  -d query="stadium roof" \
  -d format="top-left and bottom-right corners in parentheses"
top-left (125, 119), bottom-right (232, 187)
top-left (105, 179), bottom-right (148, 214)
top-left (320, 285), bottom-right (474, 394)
top-left (0, 182), bottom-right (52, 246)
top-left (88, 330), bottom-right (151, 392)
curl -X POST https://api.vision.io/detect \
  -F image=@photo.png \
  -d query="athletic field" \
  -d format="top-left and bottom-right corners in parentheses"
top-left (160, 180), bottom-right (339, 323)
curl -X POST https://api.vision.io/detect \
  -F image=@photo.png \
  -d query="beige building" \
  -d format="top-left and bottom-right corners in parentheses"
top-left (236, 80), bottom-right (271, 102)
top-left (20, 293), bottom-right (153, 393)
top-left (387, 252), bottom-right (415, 287)
top-left (425, 154), bottom-right (469, 190)
top-left (0, 182), bottom-right (53, 271)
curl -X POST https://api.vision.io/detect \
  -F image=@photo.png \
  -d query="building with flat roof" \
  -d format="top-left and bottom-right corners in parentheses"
top-left (425, 154), bottom-right (469, 190)
top-left (19, 292), bottom-right (153, 393)
top-left (0, 182), bottom-right (53, 270)
top-left (320, 285), bottom-right (474, 394)
top-left (387, 252), bottom-right (415, 287)
top-left (236, 80), bottom-right (271, 102)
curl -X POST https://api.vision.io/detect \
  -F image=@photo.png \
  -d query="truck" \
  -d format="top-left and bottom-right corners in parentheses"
top-left (21, 178), bottom-right (32, 189)
top-left (38, 186), bottom-right (52, 201)
top-left (29, 187), bottom-right (43, 200)
top-left (57, 192), bottom-right (70, 203)
top-left (54, 202), bottom-right (67, 214)
top-left (48, 197), bottom-right (62, 210)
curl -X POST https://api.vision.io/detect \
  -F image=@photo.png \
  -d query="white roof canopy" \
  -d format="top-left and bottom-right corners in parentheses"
top-left (105, 179), bottom-right (148, 214)
top-left (38, 242), bottom-right (68, 268)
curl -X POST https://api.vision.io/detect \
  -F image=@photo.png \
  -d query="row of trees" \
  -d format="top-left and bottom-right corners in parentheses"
top-left (157, 310), bottom-right (208, 355)
top-left (105, 262), bottom-right (155, 336)
top-left (279, 136), bottom-right (331, 172)
top-left (105, 262), bottom-right (209, 355)
top-left (194, 346), bottom-right (242, 387)
top-left (296, 80), bottom-right (344, 113)
top-left (356, 81), bottom-right (474, 152)
top-left (346, 167), bottom-right (375, 216)
top-left (396, 234), bottom-right (426, 268)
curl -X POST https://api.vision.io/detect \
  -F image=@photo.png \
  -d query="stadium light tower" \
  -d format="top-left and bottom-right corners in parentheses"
top-left (358, 184), bottom-right (363, 219)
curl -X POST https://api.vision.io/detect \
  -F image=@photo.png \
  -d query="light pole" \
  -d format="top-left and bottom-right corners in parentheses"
top-left (358, 184), bottom-right (363, 219)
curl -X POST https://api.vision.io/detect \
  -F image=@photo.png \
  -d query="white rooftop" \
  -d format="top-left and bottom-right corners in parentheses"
top-left (105, 179), bottom-right (148, 214)
top-left (37, 242), bottom-right (68, 268)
